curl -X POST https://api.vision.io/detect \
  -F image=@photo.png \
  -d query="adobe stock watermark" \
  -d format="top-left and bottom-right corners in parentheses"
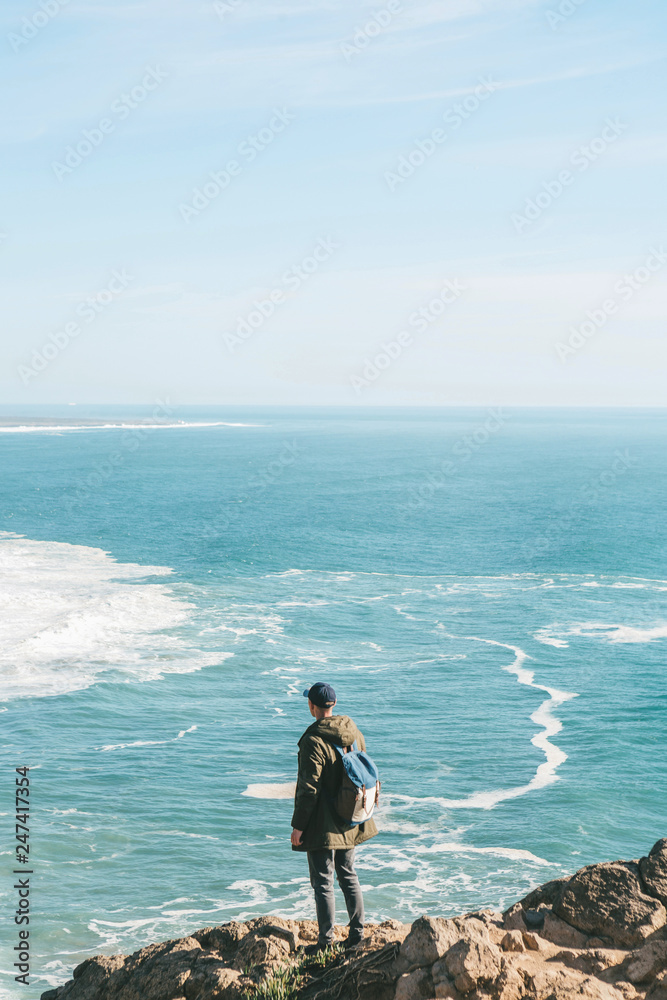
top-left (224, 237), bottom-right (339, 353)
top-left (52, 67), bottom-right (168, 180)
top-left (350, 278), bottom-right (466, 394)
top-left (524, 448), bottom-right (637, 560)
top-left (18, 269), bottom-right (134, 385)
top-left (340, 0), bottom-right (402, 62)
top-left (8, 0), bottom-right (69, 53)
top-left (546, 0), bottom-right (588, 30)
top-left (179, 109), bottom-right (295, 222)
top-left (247, 441), bottom-right (301, 491)
top-left (554, 246), bottom-right (667, 362)
top-left (581, 450), bottom-right (638, 503)
top-left (406, 408), bottom-right (509, 509)
top-left (213, 0), bottom-right (244, 21)
top-left (511, 118), bottom-right (627, 234)
top-left (66, 400), bottom-right (175, 505)
top-left (384, 77), bottom-right (499, 191)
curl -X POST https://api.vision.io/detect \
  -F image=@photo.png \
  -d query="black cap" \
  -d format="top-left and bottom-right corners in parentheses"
top-left (303, 682), bottom-right (336, 708)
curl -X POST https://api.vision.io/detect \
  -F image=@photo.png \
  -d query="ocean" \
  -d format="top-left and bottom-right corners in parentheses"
top-left (1, 406), bottom-right (666, 997)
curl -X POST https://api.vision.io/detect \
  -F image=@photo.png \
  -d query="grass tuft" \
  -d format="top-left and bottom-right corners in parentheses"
top-left (244, 943), bottom-right (342, 999)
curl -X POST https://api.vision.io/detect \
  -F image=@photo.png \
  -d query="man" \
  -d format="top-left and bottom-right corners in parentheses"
top-left (291, 682), bottom-right (378, 953)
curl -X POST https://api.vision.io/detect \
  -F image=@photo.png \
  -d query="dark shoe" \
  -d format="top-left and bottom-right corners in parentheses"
top-left (343, 936), bottom-right (363, 951)
top-left (302, 942), bottom-right (330, 955)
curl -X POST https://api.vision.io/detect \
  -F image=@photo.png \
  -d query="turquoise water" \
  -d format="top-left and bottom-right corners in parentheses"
top-left (1, 407), bottom-right (666, 997)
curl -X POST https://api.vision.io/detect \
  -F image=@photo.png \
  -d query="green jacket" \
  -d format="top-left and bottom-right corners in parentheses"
top-left (291, 714), bottom-right (378, 852)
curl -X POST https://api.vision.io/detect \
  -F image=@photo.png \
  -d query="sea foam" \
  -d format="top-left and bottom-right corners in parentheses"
top-left (398, 633), bottom-right (579, 810)
top-left (242, 782), bottom-right (297, 799)
top-left (537, 622), bottom-right (667, 645)
top-left (0, 533), bottom-right (223, 701)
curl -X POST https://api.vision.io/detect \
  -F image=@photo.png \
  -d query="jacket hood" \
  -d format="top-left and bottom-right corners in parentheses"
top-left (307, 715), bottom-right (359, 748)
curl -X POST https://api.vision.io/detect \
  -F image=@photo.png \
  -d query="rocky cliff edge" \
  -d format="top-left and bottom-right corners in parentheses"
top-left (42, 838), bottom-right (667, 1000)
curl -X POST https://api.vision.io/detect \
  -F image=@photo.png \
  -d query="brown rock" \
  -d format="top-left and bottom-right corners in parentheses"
top-left (541, 909), bottom-right (590, 949)
top-left (131, 955), bottom-right (196, 997)
top-left (458, 917), bottom-right (495, 939)
top-left (640, 841), bottom-right (667, 908)
top-left (468, 911), bottom-right (504, 927)
top-left (493, 964), bottom-right (526, 1000)
top-left (502, 905), bottom-right (527, 933)
top-left (241, 916), bottom-right (298, 952)
top-left (435, 982), bottom-right (462, 1000)
top-left (369, 920), bottom-right (412, 949)
top-left (169, 937), bottom-right (203, 954)
top-left (193, 923), bottom-right (248, 962)
top-left (523, 963), bottom-right (625, 1000)
top-left (197, 967), bottom-right (247, 1000)
top-left (43, 954), bottom-right (126, 999)
top-left (432, 958), bottom-right (452, 985)
top-left (445, 938), bottom-right (502, 994)
top-left (184, 957), bottom-right (247, 999)
top-left (521, 932), bottom-right (542, 952)
top-left (504, 904), bottom-right (590, 948)
top-left (647, 984), bottom-right (667, 1000)
top-left (550, 947), bottom-right (627, 977)
top-left (626, 940), bottom-right (667, 983)
top-left (515, 876), bottom-right (571, 912)
top-left (399, 916), bottom-right (462, 970)
top-left (232, 930), bottom-right (290, 972)
top-left (615, 983), bottom-right (641, 1000)
top-left (394, 967), bottom-right (435, 1000)
top-left (553, 861), bottom-right (667, 948)
top-left (500, 932), bottom-right (525, 953)
top-left (486, 927), bottom-right (509, 949)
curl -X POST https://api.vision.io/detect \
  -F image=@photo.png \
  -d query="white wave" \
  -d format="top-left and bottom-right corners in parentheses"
top-left (0, 421), bottom-right (261, 433)
top-left (35, 960), bottom-right (74, 991)
top-left (0, 534), bottom-right (224, 701)
top-left (228, 880), bottom-right (270, 902)
top-left (533, 630), bottom-right (569, 648)
top-left (602, 624), bottom-right (667, 643)
top-left (99, 726), bottom-right (197, 752)
top-left (152, 830), bottom-right (219, 841)
top-left (413, 842), bottom-right (553, 865)
top-left (377, 818), bottom-right (440, 836)
top-left (242, 782), bottom-right (296, 799)
top-left (419, 633), bottom-right (578, 810)
top-left (202, 610), bottom-right (286, 640)
top-left (539, 621), bottom-right (667, 645)
top-left (50, 808), bottom-right (92, 816)
top-left (145, 897), bottom-right (193, 909)
top-left (277, 599), bottom-right (331, 607)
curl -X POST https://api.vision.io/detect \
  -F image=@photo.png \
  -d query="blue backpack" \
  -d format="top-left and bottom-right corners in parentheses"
top-left (333, 741), bottom-right (381, 826)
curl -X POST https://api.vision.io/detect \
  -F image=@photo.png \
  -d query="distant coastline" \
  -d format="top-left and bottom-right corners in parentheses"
top-left (0, 418), bottom-right (260, 430)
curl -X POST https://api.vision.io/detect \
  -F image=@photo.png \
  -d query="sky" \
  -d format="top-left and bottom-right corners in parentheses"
top-left (1, 0), bottom-right (666, 406)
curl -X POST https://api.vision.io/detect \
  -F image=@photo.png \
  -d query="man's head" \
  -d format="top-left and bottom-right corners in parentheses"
top-left (303, 682), bottom-right (336, 719)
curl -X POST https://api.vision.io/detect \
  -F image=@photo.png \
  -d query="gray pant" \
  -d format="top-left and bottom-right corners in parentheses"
top-left (307, 848), bottom-right (364, 946)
